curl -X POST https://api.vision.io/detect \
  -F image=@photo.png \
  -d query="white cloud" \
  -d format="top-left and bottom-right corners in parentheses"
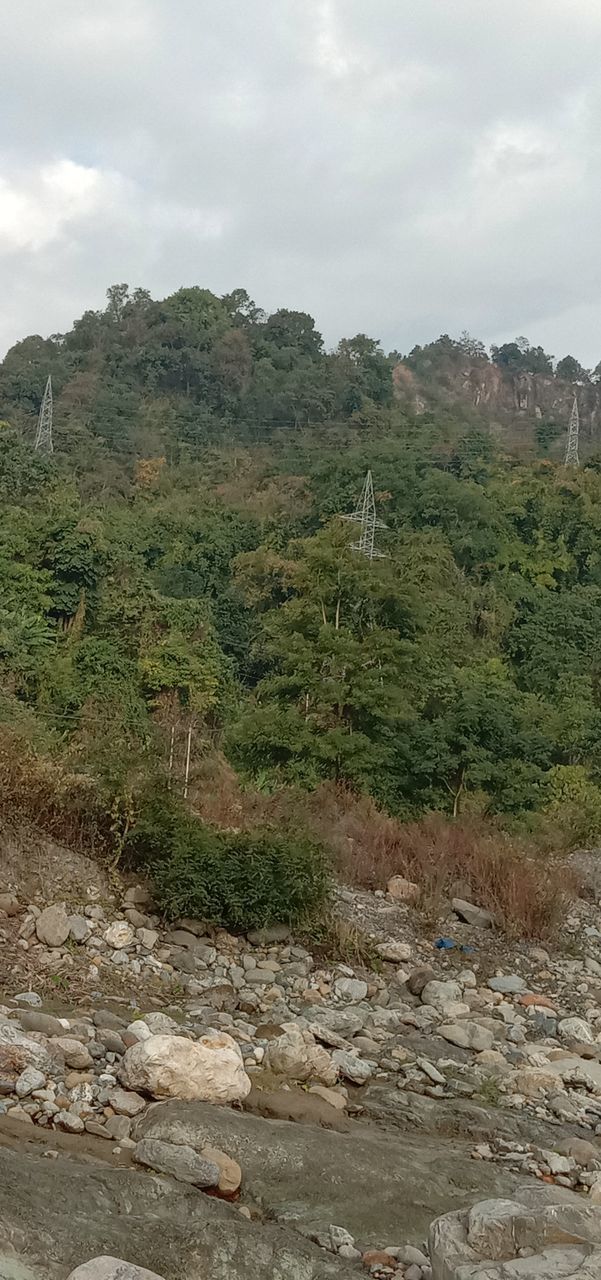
top-left (1, 0), bottom-right (601, 362)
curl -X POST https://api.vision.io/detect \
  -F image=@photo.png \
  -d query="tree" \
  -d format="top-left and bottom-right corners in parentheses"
top-left (556, 355), bottom-right (588, 382)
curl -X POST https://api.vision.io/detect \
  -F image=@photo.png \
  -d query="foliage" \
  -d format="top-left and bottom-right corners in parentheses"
top-left (126, 792), bottom-right (331, 929)
top-left (1, 284), bottom-right (601, 853)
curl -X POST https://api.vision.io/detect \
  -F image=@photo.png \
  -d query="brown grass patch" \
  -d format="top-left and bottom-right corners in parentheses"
top-left (306, 785), bottom-right (575, 941)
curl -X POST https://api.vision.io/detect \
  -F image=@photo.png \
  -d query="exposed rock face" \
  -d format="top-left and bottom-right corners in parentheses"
top-left (0, 1145), bottom-right (348, 1280)
top-left (119, 1033), bottom-right (251, 1103)
top-left (429, 1184), bottom-right (601, 1279)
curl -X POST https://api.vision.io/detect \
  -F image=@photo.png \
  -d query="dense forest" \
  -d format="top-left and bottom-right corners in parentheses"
top-left (2, 283), bottom-right (601, 860)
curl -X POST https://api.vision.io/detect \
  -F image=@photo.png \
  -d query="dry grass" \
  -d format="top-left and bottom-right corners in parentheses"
top-left (305, 785), bottom-right (575, 941)
top-left (0, 725), bottom-right (105, 851)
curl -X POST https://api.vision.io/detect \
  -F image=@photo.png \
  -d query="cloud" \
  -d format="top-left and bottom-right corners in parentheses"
top-left (1, 0), bottom-right (601, 363)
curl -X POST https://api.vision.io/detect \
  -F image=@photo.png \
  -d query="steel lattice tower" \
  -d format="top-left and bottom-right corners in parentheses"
top-left (342, 470), bottom-right (386, 560)
top-left (34, 375), bottom-right (53, 453)
top-left (565, 393), bottom-right (580, 468)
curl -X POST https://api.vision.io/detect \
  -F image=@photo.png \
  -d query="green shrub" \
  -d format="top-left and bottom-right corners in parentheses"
top-left (126, 792), bottom-right (331, 930)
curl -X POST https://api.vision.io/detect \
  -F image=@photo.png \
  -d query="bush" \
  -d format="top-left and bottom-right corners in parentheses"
top-left (126, 792), bottom-right (331, 930)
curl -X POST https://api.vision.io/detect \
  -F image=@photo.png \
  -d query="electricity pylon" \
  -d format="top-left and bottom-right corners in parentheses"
top-left (34, 375), bottom-right (53, 453)
top-left (342, 469), bottom-right (386, 560)
top-left (565, 393), bottom-right (579, 468)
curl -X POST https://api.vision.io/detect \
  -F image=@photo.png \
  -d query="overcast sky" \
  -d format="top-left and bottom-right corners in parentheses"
top-left (2, 1), bottom-right (601, 364)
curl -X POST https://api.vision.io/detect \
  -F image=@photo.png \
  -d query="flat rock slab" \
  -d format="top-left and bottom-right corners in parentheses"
top-left (0, 1146), bottom-right (349, 1280)
top-left (133, 1099), bottom-right (525, 1245)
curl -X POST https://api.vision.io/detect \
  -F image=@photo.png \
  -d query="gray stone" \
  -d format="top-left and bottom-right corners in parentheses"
top-left (452, 899), bottom-right (494, 929)
top-left (104, 1115), bottom-right (132, 1141)
top-left (487, 975), bottom-right (527, 995)
top-left (16, 1010), bottom-right (65, 1037)
top-left (558, 1016), bottom-right (595, 1045)
top-left (247, 925), bottom-right (291, 945)
top-left (0, 1023), bottom-right (59, 1076)
top-left (55, 1111), bottom-right (85, 1133)
top-left (108, 1087), bottom-right (147, 1117)
top-left (12, 992), bottom-right (42, 1007)
top-left (438, 1022), bottom-right (494, 1052)
top-left (15, 1067), bottom-right (46, 1098)
top-left (333, 978), bottom-right (368, 1003)
top-left (35, 905), bottom-right (70, 948)
top-left (68, 914), bottom-right (91, 943)
top-left (421, 980), bottom-right (464, 1014)
top-left (331, 1050), bottom-right (373, 1084)
top-left (134, 1138), bottom-right (220, 1188)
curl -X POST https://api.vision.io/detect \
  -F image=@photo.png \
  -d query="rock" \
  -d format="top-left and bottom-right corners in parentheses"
top-left (134, 1138), bottom-right (219, 1188)
top-left (487, 975), bottom-right (527, 995)
top-left (68, 914), bottom-right (91, 943)
top-left (105, 1115), bottom-right (132, 1141)
top-left (53, 1037), bottom-right (93, 1070)
top-left (137, 928), bottom-right (158, 950)
top-left (331, 1049), bottom-right (373, 1084)
top-left (17, 1010), bottom-right (65, 1037)
top-left (119, 1033), bottom-right (251, 1103)
top-left (35, 904), bottom-right (70, 948)
top-left (56, 1111), bottom-right (85, 1133)
top-left (247, 925), bottom-right (290, 945)
top-left (452, 898), bottom-right (493, 928)
top-left (558, 1016), bottom-right (595, 1045)
top-left (0, 892), bottom-right (20, 916)
top-left (67, 1259), bottom-right (166, 1280)
top-left (429, 1184), bottom-right (601, 1280)
top-left (556, 1138), bottom-right (598, 1167)
top-left (363, 1251), bottom-right (396, 1267)
top-left (265, 1026), bottom-right (338, 1085)
top-left (309, 1085), bottom-right (347, 1111)
top-left (0, 1023), bottom-right (58, 1076)
top-left (15, 1066), bottom-right (46, 1097)
top-left (104, 922), bottom-right (135, 950)
top-left (377, 940), bottom-right (412, 963)
top-left (333, 977), bottom-right (368, 1003)
top-left (108, 1087), bottom-right (147, 1117)
top-left (142, 1012), bottom-right (180, 1036)
top-left (438, 1022), bottom-right (494, 1052)
top-left (406, 967), bottom-right (437, 996)
top-left (387, 876), bottom-right (420, 904)
top-left (12, 991), bottom-right (42, 1007)
top-left (0, 1143), bottom-right (351, 1280)
top-left (200, 1144), bottom-right (242, 1194)
top-left (513, 1067), bottom-right (558, 1098)
top-left (421, 980), bottom-right (463, 1014)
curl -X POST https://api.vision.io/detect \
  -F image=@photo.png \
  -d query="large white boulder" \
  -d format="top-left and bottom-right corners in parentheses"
top-left (119, 1033), bottom-right (251, 1103)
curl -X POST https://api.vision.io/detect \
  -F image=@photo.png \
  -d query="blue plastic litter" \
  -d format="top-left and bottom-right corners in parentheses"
top-left (434, 937), bottom-right (455, 950)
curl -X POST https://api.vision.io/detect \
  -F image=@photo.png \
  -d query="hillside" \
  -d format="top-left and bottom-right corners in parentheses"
top-left (1, 284), bottom-right (601, 860)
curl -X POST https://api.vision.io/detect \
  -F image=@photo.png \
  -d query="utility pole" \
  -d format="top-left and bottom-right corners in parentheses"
top-left (34, 376), bottom-right (53, 453)
top-left (565, 393), bottom-right (580, 468)
top-left (342, 469), bottom-right (386, 560)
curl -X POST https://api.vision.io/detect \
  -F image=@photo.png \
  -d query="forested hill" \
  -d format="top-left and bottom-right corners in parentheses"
top-left (1, 283), bottom-right (601, 846)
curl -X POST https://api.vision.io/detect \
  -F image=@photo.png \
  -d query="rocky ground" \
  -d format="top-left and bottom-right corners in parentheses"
top-left (4, 840), bottom-right (601, 1277)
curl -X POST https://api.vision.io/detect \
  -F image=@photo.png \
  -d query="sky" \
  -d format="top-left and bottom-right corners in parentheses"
top-left (2, 0), bottom-right (601, 364)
